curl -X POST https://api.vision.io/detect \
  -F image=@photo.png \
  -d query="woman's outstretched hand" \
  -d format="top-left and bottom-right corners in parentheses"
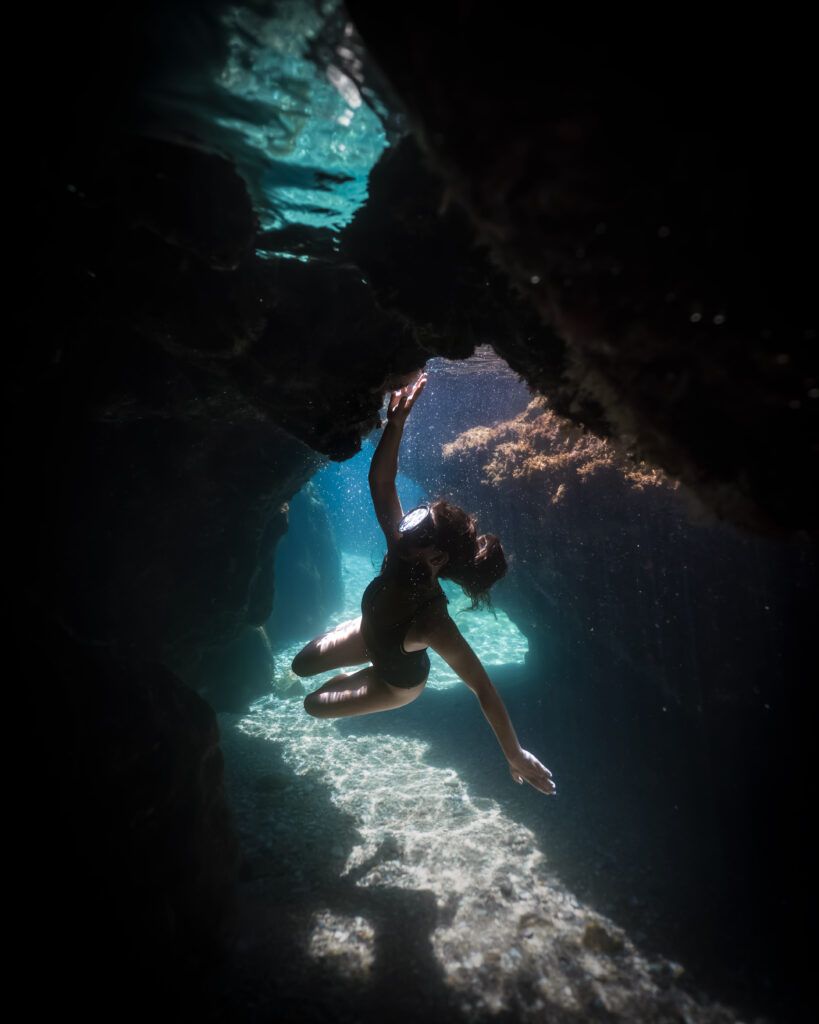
top-left (508, 750), bottom-right (557, 796)
top-left (386, 371), bottom-right (427, 427)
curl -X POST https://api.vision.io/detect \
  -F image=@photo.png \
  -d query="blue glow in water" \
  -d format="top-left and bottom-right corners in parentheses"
top-left (310, 436), bottom-right (426, 566)
top-left (269, 349), bottom-right (531, 685)
top-left (138, 1), bottom-right (389, 240)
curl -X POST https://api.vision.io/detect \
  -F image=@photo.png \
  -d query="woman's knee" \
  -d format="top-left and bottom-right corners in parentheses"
top-left (303, 684), bottom-right (355, 718)
top-left (303, 692), bottom-right (322, 716)
top-left (301, 669), bottom-right (410, 719)
top-left (291, 651), bottom-right (316, 677)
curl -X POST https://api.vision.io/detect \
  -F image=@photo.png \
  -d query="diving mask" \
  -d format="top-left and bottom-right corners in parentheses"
top-left (397, 503), bottom-right (437, 547)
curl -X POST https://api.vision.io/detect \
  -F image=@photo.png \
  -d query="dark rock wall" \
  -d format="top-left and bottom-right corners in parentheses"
top-left (19, 615), bottom-right (240, 1011)
top-left (52, 417), bottom-right (311, 677)
top-left (343, 133), bottom-right (603, 432)
top-left (12, 6), bottom-right (438, 1001)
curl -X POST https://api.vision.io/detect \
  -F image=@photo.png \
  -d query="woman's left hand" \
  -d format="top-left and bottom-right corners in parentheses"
top-left (508, 750), bottom-right (557, 795)
top-left (386, 372), bottom-right (427, 426)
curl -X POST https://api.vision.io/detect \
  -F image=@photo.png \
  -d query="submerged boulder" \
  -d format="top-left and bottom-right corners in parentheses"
top-left (194, 625), bottom-right (277, 713)
top-left (266, 482), bottom-right (344, 647)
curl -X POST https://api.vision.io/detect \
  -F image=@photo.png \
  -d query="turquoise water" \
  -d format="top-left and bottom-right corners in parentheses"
top-left (217, 1), bottom-right (387, 233)
top-left (140, 1), bottom-right (389, 241)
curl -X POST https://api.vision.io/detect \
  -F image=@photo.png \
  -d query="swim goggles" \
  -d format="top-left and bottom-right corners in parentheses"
top-left (397, 502), bottom-right (437, 546)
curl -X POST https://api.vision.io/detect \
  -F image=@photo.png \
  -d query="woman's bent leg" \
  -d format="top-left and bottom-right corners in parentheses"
top-left (303, 667), bottom-right (423, 719)
top-left (291, 616), bottom-right (369, 677)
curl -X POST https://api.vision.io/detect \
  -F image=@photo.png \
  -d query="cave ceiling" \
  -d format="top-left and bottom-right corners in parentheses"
top-left (15, 1), bottom-right (818, 538)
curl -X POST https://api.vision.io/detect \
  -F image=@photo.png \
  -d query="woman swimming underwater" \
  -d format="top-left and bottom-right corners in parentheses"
top-left (293, 371), bottom-right (556, 797)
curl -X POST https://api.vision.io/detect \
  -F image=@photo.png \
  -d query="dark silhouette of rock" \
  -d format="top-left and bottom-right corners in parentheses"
top-left (17, 610), bottom-right (240, 1012)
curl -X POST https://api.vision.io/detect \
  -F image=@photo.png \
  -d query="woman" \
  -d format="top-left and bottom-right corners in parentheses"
top-left (294, 371), bottom-right (556, 796)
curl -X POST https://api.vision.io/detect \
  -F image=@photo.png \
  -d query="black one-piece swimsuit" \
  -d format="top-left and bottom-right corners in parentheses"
top-left (360, 574), bottom-right (449, 688)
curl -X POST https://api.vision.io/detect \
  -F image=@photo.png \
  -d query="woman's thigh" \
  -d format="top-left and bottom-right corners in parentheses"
top-left (291, 615), bottom-right (369, 676)
top-left (303, 666), bottom-right (424, 719)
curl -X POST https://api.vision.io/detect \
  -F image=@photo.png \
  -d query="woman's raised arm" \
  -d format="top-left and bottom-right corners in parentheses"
top-left (369, 372), bottom-right (427, 545)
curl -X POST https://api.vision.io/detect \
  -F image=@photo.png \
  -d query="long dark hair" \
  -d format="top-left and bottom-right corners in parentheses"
top-left (429, 498), bottom-right (507, 611)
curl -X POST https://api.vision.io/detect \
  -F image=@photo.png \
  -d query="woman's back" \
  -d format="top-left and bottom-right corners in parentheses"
top-left (361, 549), bottom-right (449, 659)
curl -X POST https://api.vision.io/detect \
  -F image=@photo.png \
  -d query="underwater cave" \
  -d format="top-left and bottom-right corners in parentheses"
top-left (12, 3), bottom-right (817, 1023)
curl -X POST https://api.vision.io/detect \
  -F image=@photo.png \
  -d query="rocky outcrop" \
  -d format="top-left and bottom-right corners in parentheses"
top-left (343, 131), bottom-right (607, 440)
top-left (192, 480), bottom-right (346, 713)
top-left (433, 395), bottom-right (814, 727)
top-left (438, 397), bottom-right (678, 672)
top-left (347, 4), bottom-right (819, 537)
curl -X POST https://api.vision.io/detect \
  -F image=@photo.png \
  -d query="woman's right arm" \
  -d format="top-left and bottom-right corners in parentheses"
top-left (426, 615), bottom-right (556, 796)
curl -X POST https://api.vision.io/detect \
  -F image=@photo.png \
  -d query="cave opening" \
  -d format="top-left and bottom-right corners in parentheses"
top-left (17, 1), bottom-right (816, 1022)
